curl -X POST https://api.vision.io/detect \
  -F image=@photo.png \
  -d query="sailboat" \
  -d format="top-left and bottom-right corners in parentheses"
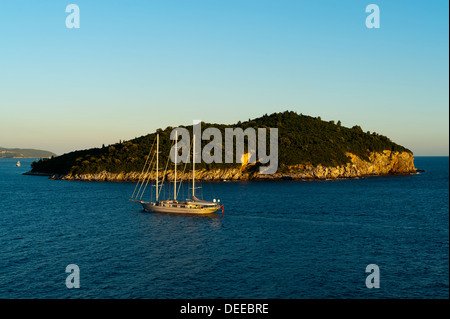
top-left (130, 132), bottom-right (222, 214)
top-left (16, 161), bottom-right (21, 167)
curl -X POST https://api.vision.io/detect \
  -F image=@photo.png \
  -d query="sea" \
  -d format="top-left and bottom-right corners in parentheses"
top-left (0, 157), bottom-right (448, 299)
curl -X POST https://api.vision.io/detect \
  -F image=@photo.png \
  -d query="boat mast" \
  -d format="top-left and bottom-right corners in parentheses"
top-left (174, 131), bottom-right (177, 201)
top-left (156, 133), bottom-right (159, 202)
top-left (192, 133), bottom-right (195, 198)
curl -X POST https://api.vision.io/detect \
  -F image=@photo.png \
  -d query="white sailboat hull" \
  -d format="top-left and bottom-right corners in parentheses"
top-left (139, 201), bottom-right (220, 214)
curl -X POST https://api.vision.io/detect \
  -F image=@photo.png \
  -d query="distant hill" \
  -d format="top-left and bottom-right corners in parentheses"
top-left (29, 111), bottom-right (411, 177)
top-left (0, 147), bottom-right (56, 159)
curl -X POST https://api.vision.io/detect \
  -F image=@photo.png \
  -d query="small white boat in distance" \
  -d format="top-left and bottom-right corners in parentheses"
top-left (130, 132), bottom-right (222, 215)
top-left (16, 161), bottom-right (21, 167)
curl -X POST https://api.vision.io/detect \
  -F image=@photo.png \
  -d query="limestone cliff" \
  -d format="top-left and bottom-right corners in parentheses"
top-left (273, 150), bottom-right (416, 180)
top-left (47, 150), bottom-right (416, 182)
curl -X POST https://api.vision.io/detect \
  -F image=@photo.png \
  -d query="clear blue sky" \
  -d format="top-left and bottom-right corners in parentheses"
top-left (0, 0), bottom-right (448, 155)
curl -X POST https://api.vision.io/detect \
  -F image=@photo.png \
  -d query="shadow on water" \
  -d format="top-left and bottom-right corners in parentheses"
top-left (136, 209), bottom-right (224, 219)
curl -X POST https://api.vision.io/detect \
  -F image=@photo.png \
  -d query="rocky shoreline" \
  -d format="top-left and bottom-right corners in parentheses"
top-left (25, 150), bottom-right (417, 182)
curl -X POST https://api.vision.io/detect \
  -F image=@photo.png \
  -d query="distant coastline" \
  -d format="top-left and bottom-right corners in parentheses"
top-left (2, 157), bottom-right (49, 159)
top-left (0, 147), bottom-right (56, 159)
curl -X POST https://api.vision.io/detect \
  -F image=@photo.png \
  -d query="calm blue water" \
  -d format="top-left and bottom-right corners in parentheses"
top-left (0, 157), bottom-right (448, 299)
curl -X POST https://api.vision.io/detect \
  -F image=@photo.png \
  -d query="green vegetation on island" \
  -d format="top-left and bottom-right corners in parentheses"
top-left (0, 147), bottom-right (56, 159)
top-left (30, 111), bottom-right (410, 176)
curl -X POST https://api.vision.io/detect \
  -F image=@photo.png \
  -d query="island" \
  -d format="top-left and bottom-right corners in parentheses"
top-left (0, 147), bottom-right (56, 159)
top-left (26, 111), bottom-right (417, 181)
